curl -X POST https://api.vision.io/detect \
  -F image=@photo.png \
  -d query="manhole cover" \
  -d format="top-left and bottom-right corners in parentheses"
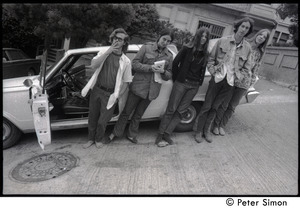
top-left (10, 152), bottom-right (77, 182)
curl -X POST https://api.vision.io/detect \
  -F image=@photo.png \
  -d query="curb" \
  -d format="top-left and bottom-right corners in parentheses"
top-left (259, 76), bottom-right (298, 92)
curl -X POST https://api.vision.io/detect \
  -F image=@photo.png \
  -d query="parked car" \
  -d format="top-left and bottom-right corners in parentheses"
top-left (2, 48), bottom-right (41, 79)
top-left (3, 43), bottom-right (259, 149)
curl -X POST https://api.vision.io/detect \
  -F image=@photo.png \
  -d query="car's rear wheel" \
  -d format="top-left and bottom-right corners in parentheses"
top-left (3, 118), bottom-right (22, 149)
top-left (27, 68), bottom-right (36, 76)
top-left (174, 102), bottom-right (202, 132)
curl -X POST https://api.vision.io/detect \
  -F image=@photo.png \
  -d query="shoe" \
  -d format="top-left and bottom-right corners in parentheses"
top-left (155, 134), bottom-right (168, 147)
top-left (163, 133), bottom-right (174, 145)
top-left (157, 140), bottom-right (169, 147)
top-left (219, 127), bottom-right (225, 136)
top-left (212, 126), bottom-right (219, 135)
top-left (127, 135), bottom-right (138, 144)
top-left (204, 132), bottom-right (213, 143)
top-left (82, 140), bottom-right (94, 149)
top-left (155, 133), bottom-right (164, 145)
top-left (102, 136), bottom-right (112, 144)
top-left (194, 132), bottom-right (204, 143)
top-left (95, 141), bottom-right (104, 148)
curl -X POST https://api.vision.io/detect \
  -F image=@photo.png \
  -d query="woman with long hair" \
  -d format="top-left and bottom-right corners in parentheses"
top-left (212, 29), bottom-right (271, 136)
top-left (156, 27), bottom-right (211, 147)
top-left (246, 29), bottom-right (271, 88)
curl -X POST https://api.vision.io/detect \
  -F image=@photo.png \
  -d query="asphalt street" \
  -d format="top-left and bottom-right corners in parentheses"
top-left (2, 78), bottom-right (298, 195)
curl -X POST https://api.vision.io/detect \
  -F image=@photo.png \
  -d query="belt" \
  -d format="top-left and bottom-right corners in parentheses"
top-left (99, 85), bottom-right (114, 93)
top-left (184, 78), bottom-right (200, 85)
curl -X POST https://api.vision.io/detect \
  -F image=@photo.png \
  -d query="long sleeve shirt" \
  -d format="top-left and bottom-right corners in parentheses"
top-left (81, 48), bottom-right (132, 109)
top-left (172, 46), bottom-right (207, 85)
top-left (130, 42), bottom-right (173, 100)
top-left (249, 47), bottom-right (262, 87)
top-left (207, 35), bottom-right (253, 89)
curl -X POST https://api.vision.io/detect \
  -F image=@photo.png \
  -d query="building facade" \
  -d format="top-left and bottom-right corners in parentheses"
top-left (155, 3), bottom-right (292, 45)
top-left (58, 4), bottom-right (294, 54)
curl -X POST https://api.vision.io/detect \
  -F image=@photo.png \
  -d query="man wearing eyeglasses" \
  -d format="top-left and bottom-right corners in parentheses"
top-left (81, 28), bottom-right (132, 149)
top-left (105, 29), bottom-right (174, 145)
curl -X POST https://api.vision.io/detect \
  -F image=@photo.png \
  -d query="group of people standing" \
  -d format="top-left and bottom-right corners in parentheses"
top-left (81, 16), bottom-right (270, 149)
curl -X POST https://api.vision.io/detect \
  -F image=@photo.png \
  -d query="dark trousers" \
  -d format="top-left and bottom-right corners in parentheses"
top-left (159, 80), bottom-right (199, 135)
top-left (193, 77), bottom-right (234, 134)
top-left (88, 86), bottom-right (117, 142)
top-left (113, 90), bottom-right (151, 139)
top-left (214, 86), bottom-right (247, 128)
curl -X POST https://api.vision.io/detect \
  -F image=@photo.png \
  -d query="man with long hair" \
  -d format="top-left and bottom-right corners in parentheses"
top-left (81, 28), bottom-right (132, 149)
top-left (212, 28), bottom-right (271, 136)
top-left (193, 17), bottom-right (254, 143)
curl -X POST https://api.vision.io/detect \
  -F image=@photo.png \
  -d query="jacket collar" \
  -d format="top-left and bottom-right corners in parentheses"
top-left (229, 34), bottom-right (246, 47)
top-left (153, 42), bottom-right (169, 55)
top-left (119, 52), bottom-right (127, 62)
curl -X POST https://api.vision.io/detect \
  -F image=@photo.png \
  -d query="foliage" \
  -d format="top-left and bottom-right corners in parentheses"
top-left (276, 4), bottom-right (298, 47)
top-left (156, 20), bottom-right (193, 51)
top-left (2, 6), bottom-right (43, 57)
top-left (3, 3), bottom-right (194, 52)
top-left (126, 4), bottom-right (160, 39)
top-left (272, 42), bottom-right (295, 47)
top-left (3, 4), bottom-right (136, 48)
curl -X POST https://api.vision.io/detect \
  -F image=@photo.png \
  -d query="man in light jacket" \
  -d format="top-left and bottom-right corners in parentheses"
top-left (81, 28), bottom-right (132, 149)
top-left (193, 17), bottom-right (254, 143)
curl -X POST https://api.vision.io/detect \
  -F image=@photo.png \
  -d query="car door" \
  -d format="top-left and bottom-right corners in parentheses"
top-left (26, 49), bottom-right (52, 150)
top-left (31, 87), bottom-right (52, 150)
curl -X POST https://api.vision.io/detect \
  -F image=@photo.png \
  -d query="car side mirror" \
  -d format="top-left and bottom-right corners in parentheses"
top-left (23, 79), bottom-right (33, 87)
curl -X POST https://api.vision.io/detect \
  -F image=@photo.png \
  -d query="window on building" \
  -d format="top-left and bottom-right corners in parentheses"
top-left (198, 21), bottom-right (225, 39)
top-left (272, 31), bottom-right (290, 45)
top-left (272, 31), bottom-right (280, 44)
top-left (279, 32), bottom-right (289, 44)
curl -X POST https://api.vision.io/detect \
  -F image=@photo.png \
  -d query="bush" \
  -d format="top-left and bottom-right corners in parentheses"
top-left (271, 42), bottom-right (297, 47)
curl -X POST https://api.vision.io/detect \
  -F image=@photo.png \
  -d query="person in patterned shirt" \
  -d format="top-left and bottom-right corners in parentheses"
top-left (212, 29), bottom-right (270, 136)
top-left (193, 17), bottom-right (254, 143)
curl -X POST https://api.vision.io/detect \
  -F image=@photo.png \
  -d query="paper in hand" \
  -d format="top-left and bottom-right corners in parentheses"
top-left (154, 60), bottom-right (165, 70)
top-left (153, 60), bottom-right (166, 83)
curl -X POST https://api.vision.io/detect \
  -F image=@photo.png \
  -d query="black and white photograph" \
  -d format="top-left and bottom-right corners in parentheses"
top-left (2, 3), bottom-right (298, 207)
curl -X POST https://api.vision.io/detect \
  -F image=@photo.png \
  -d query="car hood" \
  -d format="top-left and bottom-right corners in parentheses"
top-left (3, 75), bottom-right (40, 88)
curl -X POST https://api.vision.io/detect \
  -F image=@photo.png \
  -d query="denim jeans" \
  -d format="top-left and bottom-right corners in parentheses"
top-left (159, 80), bottom-right (199, 135)
top-left (88, 86), bottom-right (117, 142)
top-left (193, 77), bottom-right (234, 134)
top-left (112, 90), bottom-right (151, 139)
top-left (214, 86), bottom-right (247, 128)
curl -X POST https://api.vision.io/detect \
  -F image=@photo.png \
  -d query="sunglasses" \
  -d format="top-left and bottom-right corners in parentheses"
top-left (113, 36), bottom-right (124, 42)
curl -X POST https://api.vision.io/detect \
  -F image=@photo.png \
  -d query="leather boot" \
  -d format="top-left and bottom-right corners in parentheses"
top-left (204, 120), bottom-right (213, 143)
top-left (163, 133), bottom-right (174, 145)
top-left (204, 132), bottom-right (213, 143)
top-left (194, 131), bottom-right (204, 143)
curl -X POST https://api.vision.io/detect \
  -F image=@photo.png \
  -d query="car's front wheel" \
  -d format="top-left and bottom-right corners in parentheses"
top-left (3, 118), bottom-right (22, 149)
top-left (174, 102), bottom-right (202, 132)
